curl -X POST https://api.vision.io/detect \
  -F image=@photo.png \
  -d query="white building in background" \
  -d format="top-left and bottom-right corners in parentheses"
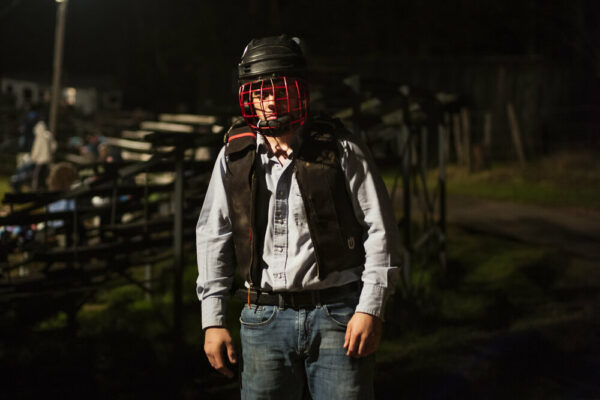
top-left (0, 74), bottom-right (122, 114)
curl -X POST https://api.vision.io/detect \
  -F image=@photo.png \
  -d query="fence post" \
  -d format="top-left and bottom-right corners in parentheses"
top-left (452, 112), bottom-right (463, 165)
top-left (438, 124), bottom-right (447, 271)
top-left (401, 126), bottom-right (412, 291)
top-left (507, 103), bottom-right (526, 167)
top-left (460, 107), bottom-right (471, 171)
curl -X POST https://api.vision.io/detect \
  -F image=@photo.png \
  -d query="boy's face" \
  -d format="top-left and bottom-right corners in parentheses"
top-left (239, 76), bottom-right (308, 133)
top-left (250, 79), bottom-right (299, 122)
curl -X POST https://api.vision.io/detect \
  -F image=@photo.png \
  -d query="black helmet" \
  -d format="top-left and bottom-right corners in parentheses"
top-left (238, 35), bottom-right (307, 83)
top-left (238, 35), bottom-right (309, 136)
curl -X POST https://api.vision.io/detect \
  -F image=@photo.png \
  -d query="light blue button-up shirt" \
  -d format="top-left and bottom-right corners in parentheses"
top-left (196, 131), bottom-right (401, 329)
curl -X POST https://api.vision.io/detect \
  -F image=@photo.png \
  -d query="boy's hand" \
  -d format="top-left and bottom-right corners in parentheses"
top-left (343, 312), bottom-right (383, 358)
top-left (204, 327), bottom-right (237, 378)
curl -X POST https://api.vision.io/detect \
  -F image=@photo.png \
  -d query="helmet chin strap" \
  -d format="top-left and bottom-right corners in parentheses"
top-left (256, 114), bottom-right (292, 137)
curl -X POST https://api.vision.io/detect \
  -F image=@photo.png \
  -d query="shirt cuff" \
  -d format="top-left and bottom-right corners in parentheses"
top-left (201, 296), bottom-right (228, 329)
top-left (355, 283), bottom-right (389, 321)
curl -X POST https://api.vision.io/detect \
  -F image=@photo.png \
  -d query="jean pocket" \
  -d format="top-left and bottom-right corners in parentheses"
top-left (239, 304), bottom-right (278, 328)
top-left (323, 300), bottom-right (357, 328)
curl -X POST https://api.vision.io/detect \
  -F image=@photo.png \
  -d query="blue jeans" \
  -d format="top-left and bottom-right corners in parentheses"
top-left (239, 292), bottom-right (375, 400)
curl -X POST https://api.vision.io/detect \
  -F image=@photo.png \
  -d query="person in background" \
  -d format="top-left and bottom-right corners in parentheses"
top-left (45, 162), bottom-right (79, 247)
top-left (30, 113), bottom-right (56, 191)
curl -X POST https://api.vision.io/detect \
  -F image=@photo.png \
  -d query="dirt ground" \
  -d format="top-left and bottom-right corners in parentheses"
top-left (447, 195), bottom-right (600, 261)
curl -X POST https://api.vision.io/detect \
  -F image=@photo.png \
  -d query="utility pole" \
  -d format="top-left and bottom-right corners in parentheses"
top-left (49, 0), bottom-right (69, 136)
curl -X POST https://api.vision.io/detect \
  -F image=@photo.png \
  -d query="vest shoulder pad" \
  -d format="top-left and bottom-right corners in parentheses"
top-left (225, 124), bottom-right (256, 155)
top-left (307, 113), bottom-right (352, 142)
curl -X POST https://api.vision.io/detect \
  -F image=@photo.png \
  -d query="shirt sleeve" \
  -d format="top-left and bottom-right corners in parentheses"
top-left (196, 146), bottom-right (236, 329)
top-left (339, 137), bottom-right (402, 320)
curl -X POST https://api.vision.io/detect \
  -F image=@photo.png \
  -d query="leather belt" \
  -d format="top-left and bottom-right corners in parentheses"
top-left (235, 281), bottom-right (361, 309)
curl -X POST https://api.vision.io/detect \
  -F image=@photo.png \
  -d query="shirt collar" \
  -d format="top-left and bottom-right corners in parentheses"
top-left (256, 130), bottom-right (303, 162)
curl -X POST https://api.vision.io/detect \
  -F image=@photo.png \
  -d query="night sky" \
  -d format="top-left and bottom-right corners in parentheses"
top-left (1, 0), bottom-right (599, 111)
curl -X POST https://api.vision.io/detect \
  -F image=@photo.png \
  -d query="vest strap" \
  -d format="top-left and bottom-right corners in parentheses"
top-left (228, 132), bottom-right (256, 142)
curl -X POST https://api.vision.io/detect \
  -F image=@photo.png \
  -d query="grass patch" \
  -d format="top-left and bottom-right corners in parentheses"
top-left (377, 224), bottom-right (600, 397)
top-left (380, 150), bottom-right (600, 210)
top-left (447, 176), bottom-right (600, 210)
top-left (383, 224), bottom-right (591, 355)
top-left (0, 175), bottom-right (9, 201)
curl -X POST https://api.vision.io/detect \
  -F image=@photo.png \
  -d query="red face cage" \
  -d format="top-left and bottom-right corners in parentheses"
top-left (239, 77), bottom-right (309, 134)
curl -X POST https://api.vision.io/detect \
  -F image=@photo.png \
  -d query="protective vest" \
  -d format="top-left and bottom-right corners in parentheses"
top-left (223, 116), bottom-right (366, 287)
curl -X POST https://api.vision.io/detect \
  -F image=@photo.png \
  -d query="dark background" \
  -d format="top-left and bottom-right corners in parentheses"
top-left (1, 2), bottom-right (600, 399)
top-left (1, 0), bottom-right (599, 113)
